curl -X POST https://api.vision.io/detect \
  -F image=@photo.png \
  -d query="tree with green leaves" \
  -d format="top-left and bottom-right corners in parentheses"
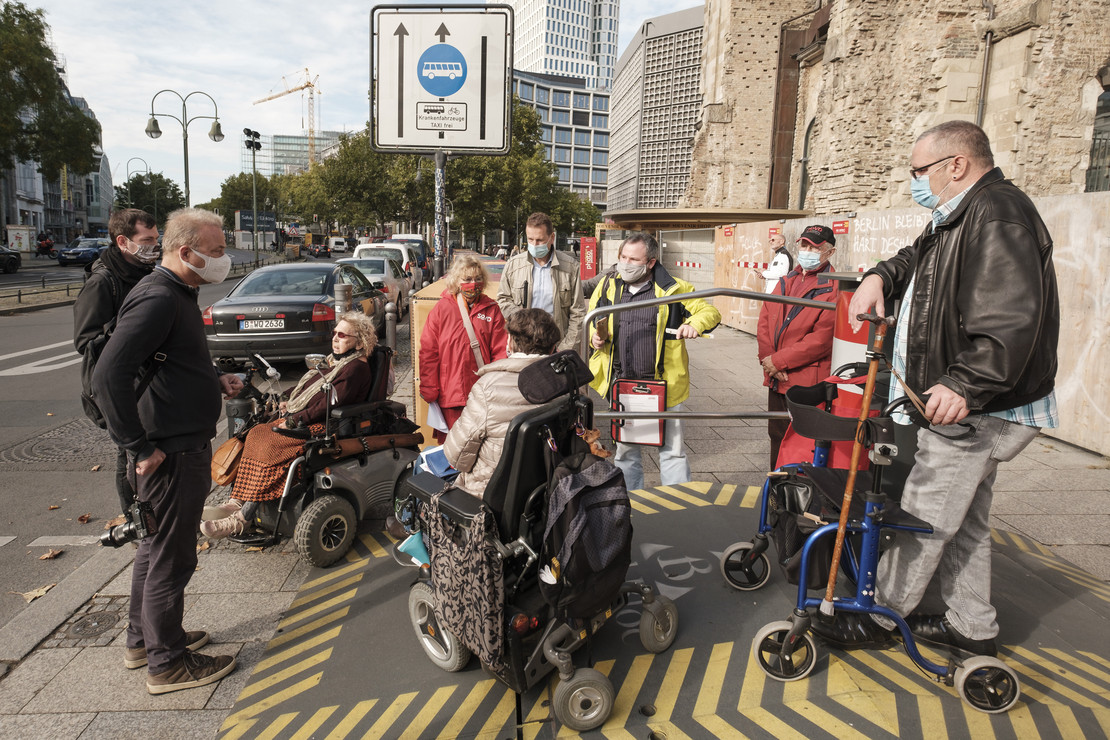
top-left (114, 172), bottom-right (185, 229)
top-left (0, 2), bottom-right (102, 223)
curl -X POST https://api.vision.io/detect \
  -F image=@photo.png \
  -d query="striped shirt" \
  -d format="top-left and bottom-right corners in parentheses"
top-left (617, 281), bottom-right (659, 380)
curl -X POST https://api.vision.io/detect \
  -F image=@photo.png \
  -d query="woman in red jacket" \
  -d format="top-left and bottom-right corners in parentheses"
top-left (419, 255), bottom-right (508, 443)
top-left (756, 225), bottom-right (838, 469)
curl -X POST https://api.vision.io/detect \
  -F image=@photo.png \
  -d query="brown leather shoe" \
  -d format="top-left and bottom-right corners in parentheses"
top-left (146, 650), bottom-right (236, 695)
top-left (124, 630), bottom-right (210, 669)
top-left (385, 515), bottom-right (407, 540)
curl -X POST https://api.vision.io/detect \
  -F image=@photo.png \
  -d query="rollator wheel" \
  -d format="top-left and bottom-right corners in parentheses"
top-left (408, 581), bottom-right (471, 672)
top-left (720, 542), bottom-right (771, 591)
top-left (639, 595), bottom-right (678, 653)
top-left (954, 656), bottom-right (1021, 713)
top-left (552, 667), bottom-right (614, 732)
top-left (295, 494), bottom-right (357, 567)
top-left (752, 620), bottom-right (818, 682)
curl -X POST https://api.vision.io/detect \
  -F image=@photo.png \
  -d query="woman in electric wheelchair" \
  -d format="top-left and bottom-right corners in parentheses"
top-left (443, 308), bottom-right (562, 498)
top-left (202, 311), bottom-right (387, 538)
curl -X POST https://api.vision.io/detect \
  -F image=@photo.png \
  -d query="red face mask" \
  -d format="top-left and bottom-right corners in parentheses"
top-left (460, 281), bottom-right (479, 293)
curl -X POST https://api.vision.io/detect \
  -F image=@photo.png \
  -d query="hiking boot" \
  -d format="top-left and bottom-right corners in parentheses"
top-left (906, 614), bottom-right (997, 657)
top-left (200, 511), bottom-right (247, 540)
top-left (146, 649), bottom-right (237, 695)
top-left (124, 630), bottom-right (210, 669)
top-left (808, 611), bottom-right (895, 649)
top-left (202, 499), bottom-right (242, 521)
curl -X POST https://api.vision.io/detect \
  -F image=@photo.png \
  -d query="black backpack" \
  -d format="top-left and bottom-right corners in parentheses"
top-left (539, 450), bottom-right (632, 620)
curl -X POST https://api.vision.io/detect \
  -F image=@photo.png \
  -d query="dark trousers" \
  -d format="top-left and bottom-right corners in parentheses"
top-left (767, 389), bottom-right (789, 470)
top-left (126, 443), bottom-right (210, 674)
top-left (116, 446), bottom-right (137, 516)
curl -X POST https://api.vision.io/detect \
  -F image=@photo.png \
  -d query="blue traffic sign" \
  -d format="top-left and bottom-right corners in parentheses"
top-left (417, 44), bottom-right (467, 97)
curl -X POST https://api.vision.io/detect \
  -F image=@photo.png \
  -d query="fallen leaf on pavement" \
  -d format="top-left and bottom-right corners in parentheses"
top-left (77, 513), bottom-right (92, 524)
top-left (245, 546), bottom-right (264, 553)
top-left (48, 505), bottom-right (60, 511)
top-left (196, 541), bottom-right (210, 552)
top-left (10, 584), bottom-right (56, 603)
top-left (104, 515), bottom-right (127, 529)
top-left (38, 549), bottom-right (63, 560)
top-left (90, 464), bottom-right (102, 471)
top-left (46, 412), bottom-right (54, 416)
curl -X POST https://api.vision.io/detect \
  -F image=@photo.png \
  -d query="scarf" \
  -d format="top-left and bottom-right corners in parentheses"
top-left (284, 350), bottom-right (364, 414)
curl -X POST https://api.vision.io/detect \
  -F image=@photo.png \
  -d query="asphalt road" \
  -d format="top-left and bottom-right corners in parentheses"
top-left (0, 281), bottom-right (236, 630)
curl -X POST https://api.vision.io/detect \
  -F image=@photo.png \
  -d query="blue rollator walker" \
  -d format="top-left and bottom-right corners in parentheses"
top-left (729, 314), bottom-right (1022, 713)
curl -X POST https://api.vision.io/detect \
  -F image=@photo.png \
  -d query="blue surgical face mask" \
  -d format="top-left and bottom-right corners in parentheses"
top-left (527, 242), bottom-right (550, 260)
top-left (797, 250), bottom-right (822, 270)
top-left (910, 175), bottom-right (939, 209)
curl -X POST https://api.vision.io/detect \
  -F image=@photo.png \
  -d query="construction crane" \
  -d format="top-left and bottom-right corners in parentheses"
top-left (254, 68), bottom-right (321, 165)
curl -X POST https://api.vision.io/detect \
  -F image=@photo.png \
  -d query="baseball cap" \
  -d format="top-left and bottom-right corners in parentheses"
top-left (798, 225), bottom-right (835, 247)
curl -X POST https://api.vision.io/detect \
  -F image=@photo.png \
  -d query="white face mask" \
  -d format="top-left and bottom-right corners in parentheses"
top-left (183, 248), bottom-right (232, 283)
top-left (618, 262), bottom-right (650, 284)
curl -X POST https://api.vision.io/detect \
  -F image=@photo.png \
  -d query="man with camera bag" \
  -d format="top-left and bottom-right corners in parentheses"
top-left (93, 208), bottom-right (244, 695)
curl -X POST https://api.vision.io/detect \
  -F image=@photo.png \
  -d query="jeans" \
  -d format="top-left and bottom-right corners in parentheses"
top-left (613, 403), bottom-right (690, 491)
top-left (873, 415), bottom-right (1038, 639)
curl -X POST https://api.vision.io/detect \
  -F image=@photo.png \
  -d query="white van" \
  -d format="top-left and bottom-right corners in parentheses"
top-left (328, 236), bottom-right (348, 253)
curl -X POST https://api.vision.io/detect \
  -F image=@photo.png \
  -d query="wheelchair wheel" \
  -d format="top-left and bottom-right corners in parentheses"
top-left (408, 582), bottom-right (471, 672)
top-left (639, 595), bottom-right (678, 653)
top-left (752, 620), bottom-right (817, 682)
top-left (720, 542), bottom-right (771, 591)
top-left (295, 494), bottom-right (357, 567)
top-left (955, 656), bottom-right (1021, 713)
top-left (552, 667), bottom-right (614, 732)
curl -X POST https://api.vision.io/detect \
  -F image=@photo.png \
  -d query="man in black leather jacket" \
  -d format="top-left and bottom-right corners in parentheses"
top-left (812, 121), bottom-right (1059, 657)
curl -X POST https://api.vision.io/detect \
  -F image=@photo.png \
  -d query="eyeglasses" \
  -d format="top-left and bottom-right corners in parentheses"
top-left (332, 330), bottom-right (353, 339)
top-left (909, 155), bottom-right (955, 180)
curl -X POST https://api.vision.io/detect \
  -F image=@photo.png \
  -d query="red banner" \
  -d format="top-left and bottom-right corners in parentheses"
top-left (580, 237), bottom-right (597, 280)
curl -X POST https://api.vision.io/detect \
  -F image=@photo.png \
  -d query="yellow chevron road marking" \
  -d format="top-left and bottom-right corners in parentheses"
top-left (653, 647), bottom-right (694, 721)
top-left (630, 489), bottom-right (685, 511)
top-left (1006, 658), bottom-right (1102, 710)
top-left (255, 626), bottom-right (342, 674)
top-left (323, 699), bottom-right (378, 740)
top-left (1043, 647), bottom-right (1110, 686)
top-left (1047, 704), bottom-right (1086, 739)
top-left (990, 529), bottom-right (1005, 546)
top-left (299, 559), bottom-right (369, 590)
top-left (655, 485), bottom-right (712, 507)
top-left (277, 589), bottom-right (358, 630)
top-left (713, 483), bottom-right (737, 506)
top-left (400, 685), bottom-right (456, 740)
top-left (364, 691), bottom-right (419, 738)
top-left (682, 481), bottom-right (713, 494)
top-left (219, 718), bottom-right (257, 740)
top-left (845, 648), bottom-right (936, 697)
top-left (521, 685), bottom-right (551, 740)
top-left (358, 532), bottom-right (390, 557)
top-left (736, 644), bottom-right (765, 709)
top-left (289, 574), bottom-right (363, 609)
top-left (289, 705), bottom-right (338, 739)
top-left (436, 679), bottom-right (498, 740)
top-left (960, 698), bottom-right (996, 736)
top-left (1080, 649), bottom-right (1110, 671)
top-left (477, 688), bottom-right (517, 738)
top-left (344, 547), bottom-right (361, 562)
top-left (221, 672), bottom-right (324, 730)
top-left (828, 656), bottom-right (900, 734)
top-left (916, 695), bottom-right (947, 736)
top-left (739, 485), bottom-right (761, 509)
top-left (1009, 646), bottom-right (1109, 700)
top-left (239, 649), bottom-right (333, 701)
top-left (630, 499), bottom-right (659, 514)
top-left (692, 642), bottom-right (749, 738)
top-left (741, 706), bottom-right (804, 739)
top-left (602, 653), bottom-right (653, 734)
top-left (268, 608), bottom-right (349, 649)
top-left (1003, 702), bottom-right (1038, 739)
top-left (825, 656), bottom-right (898, 735)
top-left (1029, 554), bottom-right (1110, 597)
top-left (254, 712), bottom-right (297, 740)
top-left (783, 698), bottom-right (874, 740)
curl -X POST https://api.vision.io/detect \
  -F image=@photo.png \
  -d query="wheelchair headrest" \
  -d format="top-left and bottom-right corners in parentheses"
top-left (517, 350), bottom-right (593, 404)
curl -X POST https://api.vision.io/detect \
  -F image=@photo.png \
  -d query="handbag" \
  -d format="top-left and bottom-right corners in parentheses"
top-left (211, 435), bottom-right (244, 486)
top-left (456, 294), bottom-right (486, 369)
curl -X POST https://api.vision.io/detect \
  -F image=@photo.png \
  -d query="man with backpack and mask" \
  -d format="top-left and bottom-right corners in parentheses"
top-left (73, 209), bottom-right (160, 518)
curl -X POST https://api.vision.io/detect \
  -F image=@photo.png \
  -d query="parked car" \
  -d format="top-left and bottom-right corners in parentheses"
top-left (353, 243), bottom-right (427, 288)
top-left (57, 237), bottom-right (111, 266)
top-left (337, 256), bottom-right (412, 314)
top-left (0, 244), bottom-right (21, 274)
top-left (202, 263), bottom-right (387, 362)
top-left (328, 236), bottom-right (348, 254)
top-left (383, 235), bottom-right (430, 272)
top-left (306, 242), bottom-right (331, 258)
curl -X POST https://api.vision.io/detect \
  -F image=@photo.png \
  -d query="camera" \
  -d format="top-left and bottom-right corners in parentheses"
top-left (100, 500), bottom-right (159, 548)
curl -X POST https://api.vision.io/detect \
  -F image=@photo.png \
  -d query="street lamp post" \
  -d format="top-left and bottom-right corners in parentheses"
top-left (244, 129), bottom-right (261, 269)
top-left (152, 185), bottom-right (171, 226)
top-left (125, 157), bottom-right (151, 207)
top-left (145, 90), bottom-right (224, 208)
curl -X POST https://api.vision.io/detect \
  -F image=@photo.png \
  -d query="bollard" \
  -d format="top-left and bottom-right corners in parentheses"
top-left (41, 276), bottom-right (46, 289)
top-left (384, 301), bottom-right (398, 350)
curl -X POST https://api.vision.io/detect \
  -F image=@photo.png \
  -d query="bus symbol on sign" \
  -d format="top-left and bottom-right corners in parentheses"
top-left (417, 102), bottom-right (467, 131)
top-left (423, 62), bottom-right (462, 80)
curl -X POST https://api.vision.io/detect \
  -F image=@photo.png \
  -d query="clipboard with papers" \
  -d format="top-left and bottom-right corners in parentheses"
top-left (610, 378), bottom-right (666, 447)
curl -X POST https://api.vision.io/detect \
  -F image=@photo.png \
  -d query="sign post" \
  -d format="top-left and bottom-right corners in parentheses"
top-left (372, 4), bottom-right (513, 278)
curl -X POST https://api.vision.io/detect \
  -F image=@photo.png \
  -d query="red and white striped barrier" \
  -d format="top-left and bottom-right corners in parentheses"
top-left (832, 291), bottom-right (869, 394)
top-left (675, 261), bottom-right (702, 268)
top-left (737, 261), bottom-right (769, 269)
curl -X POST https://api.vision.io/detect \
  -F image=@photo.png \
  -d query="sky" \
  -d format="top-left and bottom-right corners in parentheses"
top-left (40, 0), bottom-right (685, 206)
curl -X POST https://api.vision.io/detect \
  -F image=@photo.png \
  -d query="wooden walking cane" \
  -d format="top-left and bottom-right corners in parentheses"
top-left (819, 314), bottom-right (894, 617)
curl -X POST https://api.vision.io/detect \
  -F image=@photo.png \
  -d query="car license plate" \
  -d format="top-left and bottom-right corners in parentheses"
top-left (240, 319), bottom-right (284, 330)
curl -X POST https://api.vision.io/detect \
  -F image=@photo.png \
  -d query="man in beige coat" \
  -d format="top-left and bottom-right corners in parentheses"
top-left (444, 309), bottom-right (561, 498)
top-left (496, 212), bottom-right (586, 352)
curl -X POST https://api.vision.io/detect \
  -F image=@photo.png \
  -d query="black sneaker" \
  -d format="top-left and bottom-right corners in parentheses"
top-left (146, 650), bottom-right (237, 695)
top-left (124, 630), bottom-right (210, 669)
top-left (809, 611), bottom-right (895, 649)
top-left (906, 614), bottom-right (997, 657)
